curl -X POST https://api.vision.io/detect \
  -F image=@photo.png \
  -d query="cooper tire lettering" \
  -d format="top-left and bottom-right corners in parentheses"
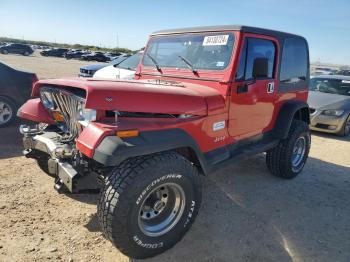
top-left (184, 200), bottom-right (196, 228)
top-left (133, 235), bottom-right (163, 249)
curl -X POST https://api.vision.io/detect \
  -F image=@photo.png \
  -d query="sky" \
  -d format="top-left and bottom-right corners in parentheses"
top-left (0, 0), bottom-right (349, 65)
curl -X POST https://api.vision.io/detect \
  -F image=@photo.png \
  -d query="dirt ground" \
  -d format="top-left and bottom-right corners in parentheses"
top-left (0, 52), bottom-right (350, 262)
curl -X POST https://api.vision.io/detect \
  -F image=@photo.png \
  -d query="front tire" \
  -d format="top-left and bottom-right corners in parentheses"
top-left (337, 114), bottom-right (350, 137)
top-left (266, 120), bottom-right (311, 179)
top-left (0, 97), bottom-right (16, 127)
top-left (97, 152), bottom-right (202, 259)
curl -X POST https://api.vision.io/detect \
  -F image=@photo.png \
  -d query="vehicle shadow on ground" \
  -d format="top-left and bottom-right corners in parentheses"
top-left (122, 154), bottom-right (349, 262)
top-left (64, 190), bottom-right (100, 205)
top-left (0, 122), bottom-right (24, 159)
top-left (2, 121), bottom-right (350, 260)
top-left (84, 212), bottom-right (101, 232)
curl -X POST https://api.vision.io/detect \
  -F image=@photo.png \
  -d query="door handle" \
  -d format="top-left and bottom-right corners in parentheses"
top-left (237, 85), bottom-right (248, 94)
top-left (267, 82), bottom-right (275, 93)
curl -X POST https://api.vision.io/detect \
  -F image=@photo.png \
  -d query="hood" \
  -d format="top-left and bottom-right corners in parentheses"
top-left (32, 78), bottom-right (226, 116)
top-left (81, 64), bottom-right (107, 71)
top-left (93, 65), bottom-right (135, 80)
top-left (308, 91), bottom-right (350, 109)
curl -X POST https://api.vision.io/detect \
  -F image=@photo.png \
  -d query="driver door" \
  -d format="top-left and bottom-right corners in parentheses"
top-left (228, 35), bottom-right (279, 139)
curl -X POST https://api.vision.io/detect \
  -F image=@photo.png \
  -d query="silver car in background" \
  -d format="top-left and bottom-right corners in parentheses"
top-left (308, 75), bottom-right (350, 136)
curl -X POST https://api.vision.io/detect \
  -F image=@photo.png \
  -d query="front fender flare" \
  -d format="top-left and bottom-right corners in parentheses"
top-left (17, 98), bottom-right (55, 125)
top-left (93, 128), bottom-right (209, 173)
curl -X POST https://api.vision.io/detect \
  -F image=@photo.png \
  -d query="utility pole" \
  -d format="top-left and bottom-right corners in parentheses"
top-left (116, 34), bottom-right (119, 48)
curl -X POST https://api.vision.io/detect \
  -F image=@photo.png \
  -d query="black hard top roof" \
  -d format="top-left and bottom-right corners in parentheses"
top-left (151, 25), bottom-right (304, 40)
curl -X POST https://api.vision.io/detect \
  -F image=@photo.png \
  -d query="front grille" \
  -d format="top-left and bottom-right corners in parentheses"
top-left (40, 87), bottom-right (85, 142)
top-left (80, 69), bottom-right (93, 76)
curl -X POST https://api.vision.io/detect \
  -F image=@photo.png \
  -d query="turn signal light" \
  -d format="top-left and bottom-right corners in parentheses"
top-left (116, 130), bottom-right (139, 138)
top-left (52, 111), bottom-right (65, 122)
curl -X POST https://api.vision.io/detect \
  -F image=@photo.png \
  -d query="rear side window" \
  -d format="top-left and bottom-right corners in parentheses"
top-left (236, 38), bottom-right (276, 81)
top-left (279, 38), bottom-right (308, 82)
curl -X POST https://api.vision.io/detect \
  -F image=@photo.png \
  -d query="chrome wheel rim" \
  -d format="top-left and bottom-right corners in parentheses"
top-left (138, 182), bottom-right (186, 237)
top-left (292, 136), bottom-right (306, 171)
top-left (0, 101), bottom-right (13, 125)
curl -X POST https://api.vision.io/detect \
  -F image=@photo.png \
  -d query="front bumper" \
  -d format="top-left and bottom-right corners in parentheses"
top-left (309, 110), bottom-right (347, 133)
top-left (20, 126), bottom-right (78, 192)
top-left (78, 73), bottom-right (93, 78)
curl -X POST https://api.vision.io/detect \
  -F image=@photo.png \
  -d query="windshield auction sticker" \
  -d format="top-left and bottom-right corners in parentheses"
top-left (203, 35), bottom-right (229, 46)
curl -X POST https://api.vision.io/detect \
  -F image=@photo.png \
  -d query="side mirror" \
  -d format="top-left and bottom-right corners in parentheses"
top-left (252, 57), bottom-right (269, 79)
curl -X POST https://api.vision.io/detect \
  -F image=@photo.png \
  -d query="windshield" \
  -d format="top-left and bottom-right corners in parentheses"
top-left (109, 55), bottom-right (130, 65)
top-left (143, 33), bottom-right (235, 71)
top-left (117, 53), bottom-right (141, 70)
top-left (310, 78), bottom-right (350, 96)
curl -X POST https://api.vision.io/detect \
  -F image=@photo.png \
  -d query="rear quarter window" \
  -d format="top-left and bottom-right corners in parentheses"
top-left (279, 38), bottom-right (309, 91)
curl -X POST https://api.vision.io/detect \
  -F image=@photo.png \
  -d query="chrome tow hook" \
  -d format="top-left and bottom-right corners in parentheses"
top-left (54, 178), bottom-right (63, 193)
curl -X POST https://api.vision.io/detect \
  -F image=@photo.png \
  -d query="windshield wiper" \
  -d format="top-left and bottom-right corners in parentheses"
top-left (178, 55), bottom-right (198, 75)
top-left (146, 54), bottom-right (162, 73)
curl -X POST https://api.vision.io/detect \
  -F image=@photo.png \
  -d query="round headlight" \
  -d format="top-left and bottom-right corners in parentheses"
top-left (40, 92), bottom-right (55, 110)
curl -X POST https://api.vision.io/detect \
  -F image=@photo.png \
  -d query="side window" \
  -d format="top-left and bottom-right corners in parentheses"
top-left (279, 38), bottom-right (308, 82)
top-left (236, 38), bottom-right (276, 81)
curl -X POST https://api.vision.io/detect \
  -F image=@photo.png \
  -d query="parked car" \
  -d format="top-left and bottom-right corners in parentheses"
top-left (312, 67), bottom-right (336, 75)
top-left (40, 48), bottom-right (69, 57)
top-left (65, 50), bottom-right (88, 59)
top-left (309, 75), bottom-right (350, 136)
top-left (18, 25), bottom-right (310, 258)
top-left (93, 53), bottom-right (140, 79)
top-left (79, 55), bottom-right (130, 77)
top-left (79, 63), bottom-right (107, 77)
top-left (0, 62), bottom-right (37, 127)
top-left (336, 69), bottom-right (350, 76)
top-left (104, 52), bottom-right (122, 61)
top-left (81, 52), bottom-right (109, 62)
top-left (0, 43), bottom-right (34, 56)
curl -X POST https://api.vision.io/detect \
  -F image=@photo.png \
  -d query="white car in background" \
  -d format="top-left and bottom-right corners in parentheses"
top-left (93, 53), bottom-right (142, 80)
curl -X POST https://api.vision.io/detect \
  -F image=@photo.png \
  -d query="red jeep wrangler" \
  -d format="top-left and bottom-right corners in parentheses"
top-left (18, 25), bottom-right (310, 258)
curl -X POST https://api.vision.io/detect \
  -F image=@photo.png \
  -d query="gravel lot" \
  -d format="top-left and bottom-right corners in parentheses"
top-left (0, 52), bottom-right (349, 262)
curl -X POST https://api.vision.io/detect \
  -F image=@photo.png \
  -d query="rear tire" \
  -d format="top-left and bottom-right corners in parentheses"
top-left (266, 120), bottom-right (311, 179)
top-left (97, 152), bottom-right (202, 259)
top-left (2, 50), bottom-right (8, 54)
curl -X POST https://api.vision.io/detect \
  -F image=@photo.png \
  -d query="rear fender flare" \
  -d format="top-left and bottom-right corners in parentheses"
top-left (274, 100), bottom-right (310, 139)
